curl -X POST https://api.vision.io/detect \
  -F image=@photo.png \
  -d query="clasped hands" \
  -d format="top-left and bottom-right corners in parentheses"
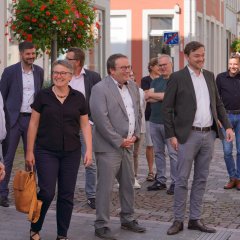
top-left (121, 136), bottom-right (137, 148)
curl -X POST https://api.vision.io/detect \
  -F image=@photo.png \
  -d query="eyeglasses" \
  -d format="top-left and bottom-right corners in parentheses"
top-left (158, 63), bottom-right (169, 68)
top-left (117, 65), bottom-right (131, 71)
top-left (52, 71), bottom-right (72, 77)
top-left (66, 57), bottom-right (77, 61)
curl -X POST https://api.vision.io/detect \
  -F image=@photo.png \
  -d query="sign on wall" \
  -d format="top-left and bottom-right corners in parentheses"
top-left (164, 32), bottom-right (179, 45)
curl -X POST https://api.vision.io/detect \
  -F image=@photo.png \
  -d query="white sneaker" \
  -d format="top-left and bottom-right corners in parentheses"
top-left (134, 178), bottom-right (141, 189)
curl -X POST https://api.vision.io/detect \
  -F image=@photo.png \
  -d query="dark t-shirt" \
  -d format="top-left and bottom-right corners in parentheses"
top-left (31, 86), bottom-right (87, 151)
top-left (141, 75), bottom-right (152, 121)
top-left (149, 76), bottom-right (168, 124)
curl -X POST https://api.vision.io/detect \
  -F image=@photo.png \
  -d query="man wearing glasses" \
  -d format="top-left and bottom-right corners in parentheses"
top-left (66, 47), bottom-right (101, 209)
top-left (0, 41), bottom-right (43, 207)
top-left (145, 54), bottom-right (177, 195)
top-left (90, 54), bottom-right (146, 239)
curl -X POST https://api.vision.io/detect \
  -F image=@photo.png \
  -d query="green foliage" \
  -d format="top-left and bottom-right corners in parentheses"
top-left (231, 39), bottom-right (240, 52)
top-left (6, 0), bottom-right (99, 55)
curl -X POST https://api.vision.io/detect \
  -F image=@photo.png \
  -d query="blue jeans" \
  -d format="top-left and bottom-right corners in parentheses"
top-left (149, 122), bottom-right (178, 184)
top-left (80, 130), bottom-right (96, 199)
top-left (222, 113), bottom-right (240, 179)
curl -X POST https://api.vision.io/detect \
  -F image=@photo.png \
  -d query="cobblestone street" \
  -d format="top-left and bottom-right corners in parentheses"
top-left (7, 138), bottom-right (240, 230)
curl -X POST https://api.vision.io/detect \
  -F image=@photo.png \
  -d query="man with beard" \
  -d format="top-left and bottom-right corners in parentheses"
top-left (0, 41), bottom-right (43, 207)
top-left (163, 41), bottom-right (234, 235)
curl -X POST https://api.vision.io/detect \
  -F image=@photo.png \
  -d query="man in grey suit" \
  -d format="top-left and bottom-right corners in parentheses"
top-left (163, 41), bottom-right (234, 235)
top-left (66, 47), bottom-right (101, 209)
top-left (90, 54), bottom-right (146, 239)
top-left (0, 41), bottom-right (43, 207)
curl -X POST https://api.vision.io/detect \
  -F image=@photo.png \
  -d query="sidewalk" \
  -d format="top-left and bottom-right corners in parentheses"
top-left (1, 139), bottom-right (240, 239)
top-left (0, 207), bottom-right (239, 240)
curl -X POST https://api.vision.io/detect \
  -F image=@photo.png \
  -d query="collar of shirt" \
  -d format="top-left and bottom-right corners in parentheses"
top-left (21, 64), bottom-right (34, 74)
top-left (187, 65), bottom-right (203, 77)
top-left (111, 77), bottom-right (128, 89)
top-left (226, 71), bottom-right (240, 78)
top-left (73, 68), bottom-right (86, 79)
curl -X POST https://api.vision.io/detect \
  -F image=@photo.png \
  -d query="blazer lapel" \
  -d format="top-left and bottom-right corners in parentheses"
top-left (84, 71), bottom-right (90, 103)
top-left (16, 63), bottom-right (23, 100)
top-left (107, 77), bottom-right (128, 117)
top-left (183, 67), bottom-right (197, 104)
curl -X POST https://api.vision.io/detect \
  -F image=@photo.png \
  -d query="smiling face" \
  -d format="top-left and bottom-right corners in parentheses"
top-left (110, 57), bottom-right (131, 84)
top-left (228, 57), bottom-right (240, 77)
top-left (20, 48), bottom-right (36, 66)
top-left (158, 56), bottom-right (173, 79)
top-left (52, 64), bottom-right (73, 88)
top-left (185, 47), bottom-right (205, 72)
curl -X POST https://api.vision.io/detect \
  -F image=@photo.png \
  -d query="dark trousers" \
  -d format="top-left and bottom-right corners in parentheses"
top-left (31, 146), bottom-right (81, 237)
top-left (0, 115), bottom-right (30, 197)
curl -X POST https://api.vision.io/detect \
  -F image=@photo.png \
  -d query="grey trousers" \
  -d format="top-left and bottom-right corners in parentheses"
top-left (94, 148), bottom-right (135, 229)
top-left (174, 130), bottom-right (216, 221)
top-left (150, 122), bottom-right (178, 184)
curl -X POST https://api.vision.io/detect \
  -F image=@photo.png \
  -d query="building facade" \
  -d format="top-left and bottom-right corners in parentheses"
top-left (0, 0), bottom-right (110, 78)
top-left (110, 0), bottom-right (240, 80)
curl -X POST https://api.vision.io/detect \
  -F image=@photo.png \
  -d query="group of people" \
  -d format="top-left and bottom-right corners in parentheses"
top-left (0, 39), bottom-right (239, 240)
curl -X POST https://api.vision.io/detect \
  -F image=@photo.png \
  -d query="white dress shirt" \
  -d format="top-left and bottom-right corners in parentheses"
top-left (112, 78), bottom-right (135, 138)
top-left (187, 66), bottom-right (213, 127)
top-left (69, 68), bottom-right (86, 97)
top-left (20, 67), bottom-right (35, 113)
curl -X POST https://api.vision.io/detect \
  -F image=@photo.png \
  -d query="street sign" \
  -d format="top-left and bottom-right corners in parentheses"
top-left (164, 32), bottom-right (179, 45)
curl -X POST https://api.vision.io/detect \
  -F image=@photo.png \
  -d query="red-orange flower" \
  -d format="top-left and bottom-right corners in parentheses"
top-left (64, 9), bottom-right (69, 15)
top-left (40, 4), bottom-right (47, 11)
top-left (46, 11), bottom-right (51, 16)
top-left (31, 18), bottom-right (37, 23)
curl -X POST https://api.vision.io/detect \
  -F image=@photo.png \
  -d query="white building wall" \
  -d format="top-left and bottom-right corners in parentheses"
top-left (186, 0), bottom-right (238, 75)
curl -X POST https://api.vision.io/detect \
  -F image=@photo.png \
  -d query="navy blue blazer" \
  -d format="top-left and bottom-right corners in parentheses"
top-left (0, 62), bottom-right (44, 127)
top-left (83, 69), bottom-right (101, 119)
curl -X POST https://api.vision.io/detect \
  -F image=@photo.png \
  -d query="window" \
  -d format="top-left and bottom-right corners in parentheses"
top-left (150, 17), bottom-right (172, 30)
top-left (149, 16), bottom-right (172, 59)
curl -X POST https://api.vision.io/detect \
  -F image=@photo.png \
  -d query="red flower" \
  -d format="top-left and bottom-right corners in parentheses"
top-left (96, 22), bottom-right (100, 29)
top-left (26, 34), bottom-right (33, 42)
top-left (24, 15), bottom-right (31, 21)
top-left (4, 32), bottom-right (8, 36)
top-left (78, 20), bottom-right (84, 26)
top-left (64, 9), bottom-right (69, 15)
top-left (52, 15), bottom-right (58, 21)
top-left (46, 11), bottom-right (51, 16)
top-left (11, 25), bottom-right (17, 30)
top-left (40, 5), bottom-right (47, 11)
top-left (31, 18), bottom-right (37, 23)
top-left (77, 34), bottom-right (81, 39)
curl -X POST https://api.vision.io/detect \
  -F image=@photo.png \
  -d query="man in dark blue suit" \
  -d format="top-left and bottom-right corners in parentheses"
top-left (66, 47), bottom-right (101, 209)
top-left (0, 41), bottom-right (44, 207)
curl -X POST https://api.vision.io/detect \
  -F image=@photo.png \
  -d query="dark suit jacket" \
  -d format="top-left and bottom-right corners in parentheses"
top-left (83, 69), bottom-right (101, 119)
top-left (0, 62), bottom-right (44, 127)
top-left (163, 66), bottom-right (232, 144)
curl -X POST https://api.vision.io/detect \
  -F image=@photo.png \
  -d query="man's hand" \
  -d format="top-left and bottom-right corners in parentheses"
top-left (225, 128), bottom-right (234, 142)
top-left (120, 136), bottom-right (137, 148)
top-left (0, 162), bottom-right (5, 182)
top-left (170, 137), bottom-right (178, 151)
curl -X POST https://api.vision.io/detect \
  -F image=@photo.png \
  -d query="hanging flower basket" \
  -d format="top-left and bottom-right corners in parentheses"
top-left (6, 0), bottom-right (99, 55)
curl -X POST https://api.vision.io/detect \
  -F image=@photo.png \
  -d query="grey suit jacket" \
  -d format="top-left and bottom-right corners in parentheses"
top-left (90, 75), bottom-right (141, 152)
top-left (0, 62), bottom-right (44, 127)
top-left (163, 66), bottom-right (232, 144)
